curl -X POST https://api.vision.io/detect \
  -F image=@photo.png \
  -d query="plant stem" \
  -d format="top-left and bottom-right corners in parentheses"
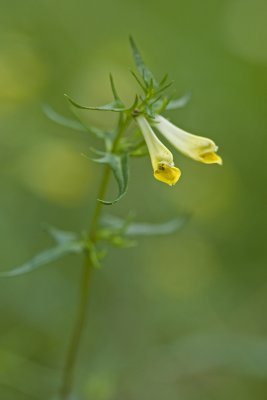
top-left (59, 114), bottom-right (130, 400)
top-left (59, 251), bottom-right (93, 400)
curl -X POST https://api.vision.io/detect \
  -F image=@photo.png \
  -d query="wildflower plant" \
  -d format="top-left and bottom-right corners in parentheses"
top-left (0, 38), bottom-right (222, 399)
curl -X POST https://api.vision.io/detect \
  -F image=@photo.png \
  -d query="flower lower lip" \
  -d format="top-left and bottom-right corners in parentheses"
top-left (154, 162), bottom-right (181, 186)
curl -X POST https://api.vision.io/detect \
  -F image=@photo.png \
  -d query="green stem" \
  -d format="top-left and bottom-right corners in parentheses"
top-left (59, 252), bottom-right (93, 400)
top-left (59, 114), bottom-right (130, 400)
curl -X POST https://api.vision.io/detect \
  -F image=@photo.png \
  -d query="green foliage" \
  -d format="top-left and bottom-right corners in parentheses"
top-left (129, 36), bottom-right (157, 87)
top-left (166, 92), bottom-right (192, 110)
top-left (95, 213), bottom-right (188, 250)
top-left (92, 151), bottom-right (129, 205)
top-left (1, 37), bottom-right (190, 277)
top-left (109, 74), bottom-right (122, 103)
top-left (101, 214), bottom-right (189, 237)
top-left (0, 226), bottom-right (84, 278)
top-left (64, 93), bottom-right (129, 112)
top-left (43, 104), bottom-right (87, 132)
top-left (1, 2), bottom-right (266, 398)
top-left (43, 104), bottom-right (108, 139)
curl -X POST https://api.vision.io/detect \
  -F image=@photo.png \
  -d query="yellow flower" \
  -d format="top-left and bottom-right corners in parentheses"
top-left (154, 115), bottom-right (222, 165)
top-left (135, 115), bottom-right (181, 186)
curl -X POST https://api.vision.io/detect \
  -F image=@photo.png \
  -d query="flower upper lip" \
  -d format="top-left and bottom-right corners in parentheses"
top-left (153, 115), bottom-right (222, 165)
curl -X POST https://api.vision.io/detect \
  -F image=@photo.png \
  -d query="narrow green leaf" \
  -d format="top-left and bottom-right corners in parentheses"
top-left (159, 73), bottom-right (169, 87)
top-left (94, 152), bottom-right (129, 205)
top-left (129, 36), bottom-right (157, 87)
top-left (151, 96), bottom-right (170, 114)
top-left (147, 78), bottom-right (155, 97)
top-left (166, 92), bottom-right (191, 110)
top-left (144, 104), bottom-right (156, 119)
top-left (43, 104), bottom-right (107, 139)
top-left (155, 80), bottom-right (174, 95)
top-left (43, 104), bottom-right (87, 131)
top-left (109, 74), bottom-right (122, 103)
top-left (150, 95), bottom-right (164, 107)
top-left (65, 94), bottom-right (129, 112)
top-left (0, 241), bottom-right (84, 278)
top-left (130, 70), bottom-right (147, 92)
top-left (126, 217), bottom-right (188, 235)
top-left (129, 95), bottom-right (139, 112)
top-left (102, 214), bottom-right (189, 236)
top-left (42, 224), bottom-right (78, 245)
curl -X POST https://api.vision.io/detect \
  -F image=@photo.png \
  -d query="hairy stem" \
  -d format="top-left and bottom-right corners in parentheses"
top-left (59, 114), bottom-right (130, 400)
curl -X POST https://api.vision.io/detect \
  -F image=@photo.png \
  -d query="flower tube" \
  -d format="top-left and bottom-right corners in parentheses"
top-left (154, 115), bottom-right (222, 165)
top-left (135, 115), bottom-right (181, 186)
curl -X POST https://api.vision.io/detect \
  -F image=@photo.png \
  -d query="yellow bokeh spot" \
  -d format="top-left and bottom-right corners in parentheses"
top-left (0, 32), bottom-right (47, 106)
top-left (18, 140), bottom-right (93, 207)
top-left (154, 163), bottom-right (181, 186)
top-left (200, 152), bottom-right (223, 165)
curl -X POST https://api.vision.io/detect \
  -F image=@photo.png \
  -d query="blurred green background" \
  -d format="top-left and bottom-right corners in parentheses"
top-left (1, 0), bottom-right (267, 399)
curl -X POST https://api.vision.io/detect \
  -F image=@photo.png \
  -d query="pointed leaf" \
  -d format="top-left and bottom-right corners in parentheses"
top-left (109, 74), bottom-right (122, 103)
top-left (166, 92), bottom-right (191, 110)
top-left (159, 73), bottom-right (169, 87)
top-left (102, 214), bottom-right (189, 236)
top-left (155, 80), bottom-right (174, 95)
top-left (126, 217), bottom-right (188, 235)
top-left (65, 94), bottom-right (129, 112)
top-left (128, 95), bottom-right (139, 112)
top-left (130, 70), bottom-right (147, 92)
top-left (129, 36), bottom-right (157, 87)
top-left (94, 152), bottom-right (129, 205)
top-left (43, 104), bottom-right (87, 131)
top-left (42, 224), bottom-right (78, 245)
top-left (0, 241), bottom-right (84, 278)
top-left (144, 104), bottom-right (156, 119)
top-left (43, 104), bottom-right (107, 139)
